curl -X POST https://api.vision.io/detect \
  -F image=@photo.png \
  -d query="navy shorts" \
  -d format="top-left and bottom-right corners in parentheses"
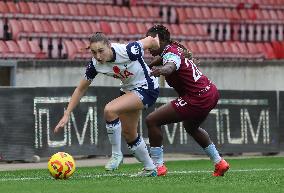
top-left (120, 87), bottom-right (159, 109)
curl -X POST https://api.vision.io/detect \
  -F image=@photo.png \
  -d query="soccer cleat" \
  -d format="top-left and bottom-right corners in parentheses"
top-left (213, 159), bottom-right (230, 176)
top-left (105, 153), bottom-right (123, 171)
top-left (157, 164), bottom-right (168, 176)
top-left (131, 168), bottom-right (158, 177)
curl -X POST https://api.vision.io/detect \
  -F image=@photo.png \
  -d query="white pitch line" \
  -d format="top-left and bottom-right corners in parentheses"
top-left (1, 168), bottom-right (284, 182)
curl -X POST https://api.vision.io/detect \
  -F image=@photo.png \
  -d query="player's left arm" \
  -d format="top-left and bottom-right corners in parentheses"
top-left (150, 62), bottom-right (176, 77)
top-left (150, 52), bottom-right (181, 77)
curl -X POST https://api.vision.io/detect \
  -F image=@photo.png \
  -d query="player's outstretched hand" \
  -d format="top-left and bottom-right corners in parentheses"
top-left (54, 114), bottom-right (69, 133)
top-left (150, 66), bottom-right (162, 77)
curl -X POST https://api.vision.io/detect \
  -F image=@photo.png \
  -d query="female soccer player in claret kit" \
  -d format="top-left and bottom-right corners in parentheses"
top-left (54, 32), bottom-right (160, 177)
top-left (145, 25), bottom-right (230, 177)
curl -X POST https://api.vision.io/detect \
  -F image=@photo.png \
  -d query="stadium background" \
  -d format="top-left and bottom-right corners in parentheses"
top-left (1, 0), bottom-right (284, 162)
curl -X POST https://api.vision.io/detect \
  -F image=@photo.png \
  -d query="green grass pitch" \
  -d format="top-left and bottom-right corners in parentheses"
top-left (0, 157), bottom-right (283, 193)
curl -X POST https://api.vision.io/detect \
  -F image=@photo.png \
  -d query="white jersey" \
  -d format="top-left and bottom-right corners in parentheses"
top-left (84, 41), bottom-right (159, 91)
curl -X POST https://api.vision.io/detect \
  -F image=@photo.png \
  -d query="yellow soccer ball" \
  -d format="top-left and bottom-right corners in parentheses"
top-left (48, 152), bottom-right (76, 179)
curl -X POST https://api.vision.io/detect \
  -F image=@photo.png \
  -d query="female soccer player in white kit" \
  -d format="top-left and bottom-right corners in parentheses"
top-left (54, 32), bottom-right (160, 176)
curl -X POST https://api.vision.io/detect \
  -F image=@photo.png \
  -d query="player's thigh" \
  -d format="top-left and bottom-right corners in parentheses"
top-left (119, 110), bottom-right (141, 135)
top-left (105, 91), bottom-right (144, 114)
top-left (146, 103), bottom-right (183, 126)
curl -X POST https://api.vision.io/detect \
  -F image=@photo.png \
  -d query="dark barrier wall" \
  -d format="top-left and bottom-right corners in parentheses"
top-left (279, 91), bottom-right (284, 149)
top-left (0, 87), bottom-right (281, 161)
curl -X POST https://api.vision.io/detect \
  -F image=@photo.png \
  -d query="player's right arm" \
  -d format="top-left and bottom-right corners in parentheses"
top-left (54, 79), bottom-right (91, 133)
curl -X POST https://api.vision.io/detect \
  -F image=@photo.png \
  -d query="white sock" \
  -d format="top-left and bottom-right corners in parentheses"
top-left (106, 118), bottom-right (122, 156)
top-left (128, 135), bottom-right (156, 170)
top-left (150, 146), bottom-right (164, 167)
top-left (203, 143), bottom-right (222, 164)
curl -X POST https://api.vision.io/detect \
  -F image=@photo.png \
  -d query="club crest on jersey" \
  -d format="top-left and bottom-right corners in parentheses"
top-left (112, 65), bottom-right (134, 79)
top-left (131, 45), bottom-right (139, 55)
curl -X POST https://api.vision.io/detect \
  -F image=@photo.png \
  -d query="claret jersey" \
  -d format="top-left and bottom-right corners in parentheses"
top-left (84, 41), bottom-right (159, 91)
top-left (161, 43), bottom-right (212, 96)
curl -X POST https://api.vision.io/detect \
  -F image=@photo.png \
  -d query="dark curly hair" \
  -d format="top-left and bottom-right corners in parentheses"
top-left (146, 25), bottom-right (192, 59)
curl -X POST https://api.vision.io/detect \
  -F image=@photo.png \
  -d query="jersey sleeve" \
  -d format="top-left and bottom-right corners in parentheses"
top-left (162, 51), bottom-right (182, 70)
top-left (84, 60), bottom-right (98, 82)
top-left (126, 41), bottom-right (144, 61)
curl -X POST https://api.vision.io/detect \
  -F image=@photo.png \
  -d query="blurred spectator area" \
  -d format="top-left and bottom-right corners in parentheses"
top-left (0, 0), bottom-right (284, 60)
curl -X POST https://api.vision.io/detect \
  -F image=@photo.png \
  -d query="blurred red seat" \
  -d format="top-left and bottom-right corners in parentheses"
top-left (48, 3), bottom-right (60, 17)
top-left (79, 21), bottom-right (92, 35)
top-left (77, 4), bottom-right (90, 16)
top-left (0, 2), bottom-right (9, 17)
top-left (50, 20), bottom-right (64, 34)
top-left (8, 19), bottom-right (23, 39)
top-left (176, 8), bottom-right (187, 23)
top-left (0, 40), bottom-right (10, 58)
top-left (18, 1), bottom-right (31, 14)
top-left (246, 42), bottom-right (264, 59)
top-left (26, 2), bottom-right (41, 16)
top-left (62, 21), bottom-right (75, 37)
top-left (95, 4), bottom-right (106, 17)
top-left (62, 40), bottom-right (78, 59)
top-left (146, 6), bottom-right (160, 19)
top-left (255, 42), bottom-right (276, 59)
top-left (28, 40), bottom-right (47, 59)
top-left (38, 2), bottom-right (50, 15)
top-left (122, 7), bottom-right (133, 20)
top-left (271, 41), bottom-right (284, 59)
top-left (204, 41), bottom-right (215, 55)
top-left (222, 41), bottom-right (235, 58)
top-left (73, 39), bottom-right (91, 59)
top-left (5, 40), bottom-right (25, 58)
top-left (136, 23), bottom-right (147, 36)
top-left (186, 41), bottom-right (199, 56)
top-left (127, 23), bottom-right (138, 35)
top-left (89, 22), bottom-right (100, 33)
top-left (214, 41), bottom-right (225, 58)
top-left (196, 41), bottom-right (210, 58)
top-left (119, 22), bottom-right (129, 36)
top-left (99, 21), bottom-right (112, 35)
top-left (31, 20), bottom-right (45, 36)
top-left (17, 39), bottom-right (35, 58)
top-left (68, 4), bottom-right (79, 17)
top-left (58, 3), bottom-right (71, 16)
top-left (6, 1), bottom-right (19, 14)
top-left (109, 22), bottom-right (123, 37)
top-left (201, 7), bottom-right (212, 20)
top-left (20, 20), bottom-right (35, 38)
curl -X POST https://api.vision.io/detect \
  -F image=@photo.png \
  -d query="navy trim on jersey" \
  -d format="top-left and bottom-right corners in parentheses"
top-left (126, 41), bottom-right (154, 89)
top-left (108, 47), bottom-right (116, 62)
top-left (138, 58), bottom-right (154, 89)
top-left (85, 60), bottom-right (98, 81)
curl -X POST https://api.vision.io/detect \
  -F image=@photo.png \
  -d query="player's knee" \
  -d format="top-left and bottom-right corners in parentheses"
top-left (145, 114), bottom-right (156, 128)
top-left (104, 104), bottom-right (117, 119)
top-left (185, 126), bottom-right (200, 135)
